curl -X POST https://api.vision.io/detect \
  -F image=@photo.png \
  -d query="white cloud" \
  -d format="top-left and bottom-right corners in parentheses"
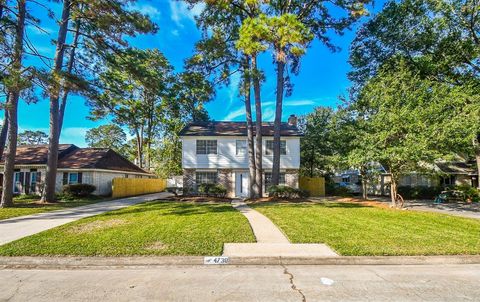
top-left (223, 107), bottom-right (245, 121)
top-left (130, 3), bottom-right (161, 19)
top-left (227, 73), bottom-right (241, 108)
top-left (171, 29), bottom-right (180, 36)
top-left (284, 99), bottom-right (316, 107)
top-left (262, 107), bottom-right (275, 122)
top-left (169, 1), bottom-right (204, 27)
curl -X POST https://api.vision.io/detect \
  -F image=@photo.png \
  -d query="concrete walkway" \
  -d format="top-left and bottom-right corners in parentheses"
top-left (225, 200), bottom-right (338, 257)
top-left (0, 192), bottom-right (171, 246)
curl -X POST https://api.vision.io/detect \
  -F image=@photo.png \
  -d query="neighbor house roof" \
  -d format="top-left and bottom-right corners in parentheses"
top-left (179, 121), bottom-right (302, 137)
top-left (0, 144), bottom-right (149, 174)
top-left (436, 161), bottom-right (478, 175)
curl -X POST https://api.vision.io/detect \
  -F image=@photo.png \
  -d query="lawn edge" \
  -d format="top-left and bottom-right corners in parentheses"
top-left (1, 255), bottom-right (480, 269)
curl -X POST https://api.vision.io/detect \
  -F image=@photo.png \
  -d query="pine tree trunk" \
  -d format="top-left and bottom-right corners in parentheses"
top-left (58, 15), bottom-right (81, 138)
top-left (271, 57), bottom-right (285, 185)
top-left (42, 0), bottom-right (71, 203)
top-left (0, 109), bottom-right (9, 158)
top-left (1, 0), bottom-right (26, 208)
top-left (243, 57), bottom-right (256, 199)
top-left (252, 55), bottom-right (263, 196)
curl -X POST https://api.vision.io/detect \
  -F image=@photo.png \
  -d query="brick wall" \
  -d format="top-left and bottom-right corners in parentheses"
top-left (285, 169), bottom-right (299, 188)
top-left (183, 169), bottom-right (196, 195)
top-left (218, 169), bottom-right (234, 197)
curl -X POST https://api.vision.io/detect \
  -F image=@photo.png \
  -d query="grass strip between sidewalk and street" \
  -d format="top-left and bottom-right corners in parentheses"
top-left (0, 201), bottom-right (255, 256)
top-left (251, 202), bottom-right (480, 256)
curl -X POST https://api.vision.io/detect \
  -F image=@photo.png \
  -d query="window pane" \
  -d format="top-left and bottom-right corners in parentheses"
top-left (196, 140), bottom-right (206, 154)
top-left (266, 141), bottom-right (273, 155)
top-left (265, 140), bottom-right (286, 155)
top-left (280, 141), bottom-right (287, 155)
top-left (236, 140), bottom-right (247, 155)
top-left (265, 172), bottom-right (286, 191)
top-left (69, 173), bottom-right (78, 184)
top-left (196, 172), bottom-right (217, 184)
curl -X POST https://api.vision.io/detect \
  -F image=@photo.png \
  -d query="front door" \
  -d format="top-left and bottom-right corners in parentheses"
top-left (235, 172), bottom-right (249, 198)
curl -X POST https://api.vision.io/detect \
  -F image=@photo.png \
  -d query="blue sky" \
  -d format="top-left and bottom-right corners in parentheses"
top-left (8, 0), bottom-right (384, 147)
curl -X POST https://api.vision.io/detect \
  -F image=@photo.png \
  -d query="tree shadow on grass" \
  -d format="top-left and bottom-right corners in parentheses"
top-left (253, 201), bottom-right (372, 209)
top-left (102, 201), bottom-right (236, 217)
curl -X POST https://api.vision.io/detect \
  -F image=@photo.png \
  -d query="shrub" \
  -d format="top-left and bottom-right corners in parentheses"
top-left (197, 183), bottom-right (216, 195)
top-left (267, 185), bottom-right (309, 199)
top-left (397, 186), bottom-right (442, 200)
top-left (209, 185), bottom-right (227, 198)
top-left (455, 185), bottom-right (480, 202)
top-left (62, 184), bottom-right (96, 198)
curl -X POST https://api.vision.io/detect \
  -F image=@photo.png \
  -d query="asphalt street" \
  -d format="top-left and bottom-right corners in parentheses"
top-left (0, 264), bottom-right (479, 301)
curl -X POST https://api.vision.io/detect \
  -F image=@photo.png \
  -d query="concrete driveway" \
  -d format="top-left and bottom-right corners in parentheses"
top-left (0, 264), bottom-right (478, 301)
top-left (0, 192), bottom-right (171, 245)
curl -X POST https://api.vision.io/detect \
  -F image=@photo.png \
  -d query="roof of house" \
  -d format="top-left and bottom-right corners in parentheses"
top-left (179, 121), bottom-right (302, 137)
top-left (436, 161), bottom-right (478, 175)
top-left (1, 144), bottom-right (149, 174)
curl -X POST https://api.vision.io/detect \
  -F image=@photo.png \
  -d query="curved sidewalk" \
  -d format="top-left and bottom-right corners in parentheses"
top-left (0, 192), bottom-right (171, 246)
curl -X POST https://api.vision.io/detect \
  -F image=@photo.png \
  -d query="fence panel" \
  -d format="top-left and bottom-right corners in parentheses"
top-left (111, 178), bottom-right (167, 198)
top-left (299, 177), bottom-right (325, 197)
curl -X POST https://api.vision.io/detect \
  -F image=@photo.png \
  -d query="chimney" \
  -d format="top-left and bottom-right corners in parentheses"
top-left (288, 114), bottom-right (298, 127)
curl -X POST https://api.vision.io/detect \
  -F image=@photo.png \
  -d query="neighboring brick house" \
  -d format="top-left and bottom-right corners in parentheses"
top-left (0, 144), bottom-right (154, 196)
top-left (180, 117), bottom-right (302, 198)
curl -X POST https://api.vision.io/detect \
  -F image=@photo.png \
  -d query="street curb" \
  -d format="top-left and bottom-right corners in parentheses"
top-left (0, 255), bottom-right (479, 269)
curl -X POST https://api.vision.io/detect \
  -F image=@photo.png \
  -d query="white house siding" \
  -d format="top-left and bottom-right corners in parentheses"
top-left (182, 136), bottom-right (301, 169)
top-left (181, 136), bottom-right (301, 197)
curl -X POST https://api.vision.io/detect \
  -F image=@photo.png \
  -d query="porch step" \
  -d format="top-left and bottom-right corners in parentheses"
top-left (222, 243), bottom-right (339, 257)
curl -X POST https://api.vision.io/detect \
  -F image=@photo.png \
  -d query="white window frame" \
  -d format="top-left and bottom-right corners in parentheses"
top-left (196, 140), bottom-right (217, 155)
top-left (265, 140), bottom-right (287, 156)
top-left (195, 172), bottom-right (218, 185)
top-left (236, 140), bottom-right (247, 155)
top-left (68, 172), bottom-right (79, 185)
top-left (13, 172), bottom-right (21, 193)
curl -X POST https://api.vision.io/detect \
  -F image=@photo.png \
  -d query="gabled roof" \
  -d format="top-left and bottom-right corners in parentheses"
top-left (1, 144), bottom-right (149, 174)
top-left (1, 144), bottom-right (77, 165)
top-left (179, 121), bottom-right (302, 137)
top-left (436, 161), bottom-right (478, 175)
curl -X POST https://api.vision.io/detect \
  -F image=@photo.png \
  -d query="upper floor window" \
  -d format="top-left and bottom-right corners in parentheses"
top-left (196, 140), bottom-right (217, 154)
top-left (265, 140), bottom-right (286, 155)
top-left (236, 140), bottom-right (247, 155)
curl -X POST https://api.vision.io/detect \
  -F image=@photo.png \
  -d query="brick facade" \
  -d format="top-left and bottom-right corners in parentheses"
top-left (183, 169), bottom-right (196, 195)
top-left (218, 169), bottom-right (234, 198)
top-left (285, 169), bottom-right (299, 188)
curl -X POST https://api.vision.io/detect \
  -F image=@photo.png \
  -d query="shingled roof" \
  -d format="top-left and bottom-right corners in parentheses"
top-left (1, 144), bottom-right (149, 174)
top-left (436, 161), bottom-right (478, 175)
top-left (179, 121), bottom-right (302, 137)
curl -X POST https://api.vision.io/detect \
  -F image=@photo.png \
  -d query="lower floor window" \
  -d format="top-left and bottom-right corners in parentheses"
top-left (196, 172), bottom-right (218, 185)
top-left (69, 173), bottom-right (79, 184)
top-left (264, 172), bottom-right (286, 191)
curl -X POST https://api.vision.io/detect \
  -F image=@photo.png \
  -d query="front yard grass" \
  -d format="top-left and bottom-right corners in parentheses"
top-left (251, 202), bottom-right (480, 256)
top-left (0, 201), bottom-right (255, 256)
top-left (0, 195), bottom-right (105, 221)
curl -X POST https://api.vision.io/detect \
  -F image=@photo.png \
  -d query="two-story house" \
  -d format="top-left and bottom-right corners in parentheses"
top-left (180, 117), bottom-right (302, 198)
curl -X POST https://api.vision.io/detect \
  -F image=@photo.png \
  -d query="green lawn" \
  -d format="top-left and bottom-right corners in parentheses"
top-left (251, 202), bottom-right (480, 256)
top-left (0, 195), bottom-right (105, 221)
top-left (0, 201), bottom-right (255, 256)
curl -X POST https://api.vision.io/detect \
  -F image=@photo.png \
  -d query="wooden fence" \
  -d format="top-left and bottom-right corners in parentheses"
top-left (299, 177), bottom-right (325, 197)
top-left (111, 178), bottom-right (167, 198)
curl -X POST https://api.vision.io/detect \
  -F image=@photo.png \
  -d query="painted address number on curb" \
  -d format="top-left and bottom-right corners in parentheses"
top-left (204, 257), bottom-right (229, 265)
